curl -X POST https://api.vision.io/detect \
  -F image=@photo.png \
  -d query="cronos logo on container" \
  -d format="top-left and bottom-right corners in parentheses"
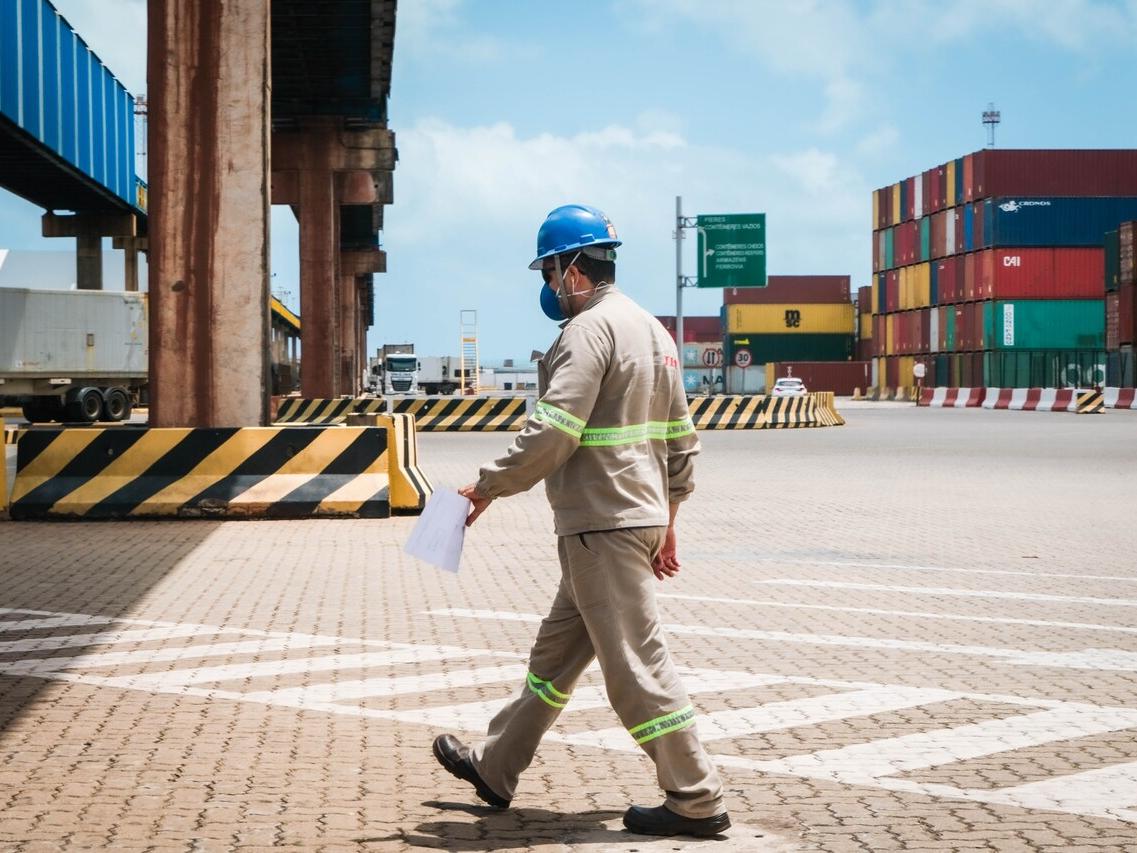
top-left (998, 200), bottom-right (1053, 213)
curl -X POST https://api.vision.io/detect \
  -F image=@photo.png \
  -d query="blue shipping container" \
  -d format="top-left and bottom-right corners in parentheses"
top-left (982, 197), bottom-right (1137, 248)
top-left (963, 203), bottom-right (974, 251)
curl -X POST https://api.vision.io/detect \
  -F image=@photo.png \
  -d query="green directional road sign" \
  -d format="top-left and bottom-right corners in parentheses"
top-left (695, 213), bottom-right (766, 288)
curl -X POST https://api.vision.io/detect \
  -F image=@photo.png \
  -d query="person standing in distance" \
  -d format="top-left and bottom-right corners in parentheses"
top-left (432, 204), bottom-right (730, 838)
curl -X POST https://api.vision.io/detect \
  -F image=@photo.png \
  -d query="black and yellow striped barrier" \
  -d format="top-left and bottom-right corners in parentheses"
top-left (348, 412), bottom-right (432, 513)
top-left (4, 426), bottom-right (18, 445)
top-left (686, 393), bottom-right (844, 430)
top-left (1076, 389), bottom-right (1104, 415)
top-left (387, 396), bottom-right (528, 431)
top-left (273, 397), bottom-right (388, 425)
top-left (9, 425), bottom-right (390, 520)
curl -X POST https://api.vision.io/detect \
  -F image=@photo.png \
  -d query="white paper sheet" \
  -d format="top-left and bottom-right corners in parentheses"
top-left (403, 489), bottom-right (471, 573)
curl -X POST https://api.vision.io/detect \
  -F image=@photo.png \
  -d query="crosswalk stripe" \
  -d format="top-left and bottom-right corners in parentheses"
top-left (0, 615), bottom-right (120, 632)
top-left (973, 761), bottom-right (1137, 822)
top-left (0, 626), bottom-right (223, 655)
top-left (243, 664), bottom-right (529, 705)
top-left (754, 578), bottom-right (1137, 607)
top-left (0, 637), bottom-right (344, 676)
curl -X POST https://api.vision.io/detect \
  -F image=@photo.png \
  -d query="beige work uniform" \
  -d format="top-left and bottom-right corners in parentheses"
top-left (470, 286), bottom-right (724, 819)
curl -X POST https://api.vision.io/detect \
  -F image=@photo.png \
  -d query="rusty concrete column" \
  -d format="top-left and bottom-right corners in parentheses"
top-left (147, 0), bottom-right (271, 427)
top-left (298, 168), bottom-right (339, 397)
top-left (338, 274), bottom-right (358, 395)
top-left (76, 235), bottom-right (102, 290)
top-left (123, 240), bottom-right (139, 292)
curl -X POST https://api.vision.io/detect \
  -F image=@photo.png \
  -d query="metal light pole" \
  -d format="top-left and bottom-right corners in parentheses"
top-left (675, 195), bottom-right (684, 355)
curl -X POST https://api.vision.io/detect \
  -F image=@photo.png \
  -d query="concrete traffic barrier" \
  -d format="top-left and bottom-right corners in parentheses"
top-left (273, 397), bottom-right (387, 424)
top-left (387, 396), bottom-right (528, 431)
top-left (4, 426), bottom-right (18, 445)
top-left (921, 387), bottom-right (1106, 413)
top-left (687, 393), bottom-right (844, 429)
top-left (9, 425), bottom-right (390, 520)
top-left (1102, 388), bottom-right (1136, 409)
top-left (348, 412), bottom-right (432, 513)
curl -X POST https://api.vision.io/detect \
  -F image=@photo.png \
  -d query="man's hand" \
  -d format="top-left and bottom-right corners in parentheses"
top-left (457, 483), bottom-right (493, 527)
top-left (652, 526), bottom-right (681, 581)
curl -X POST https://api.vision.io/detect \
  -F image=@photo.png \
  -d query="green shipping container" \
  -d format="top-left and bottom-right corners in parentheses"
top-left (725, 333), bottom-right (853, 364)
top-left (943, 307), bottom-right (956, 352)
top-left (919, 217), bottom-right (931, 262)
top-left (982, 300), bottom-right (1105, 350)
top-left (884, 228), bottom-right (895, 270)
top-left (1105, 230), bottom-right (1120, 293)
top-left (982, 350), bottom-right (1108, 388)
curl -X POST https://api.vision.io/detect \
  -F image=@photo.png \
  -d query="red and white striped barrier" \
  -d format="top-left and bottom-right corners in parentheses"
top-left (918, 387), bottom-right (984, 408)
top-left (1103, 388), bottom-right (1137, 409)
top-left (982, 388), bottom-right (1080, 411)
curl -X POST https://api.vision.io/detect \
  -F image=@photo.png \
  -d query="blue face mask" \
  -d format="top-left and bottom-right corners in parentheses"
top-left (540, 283), bottom-right (565, 321)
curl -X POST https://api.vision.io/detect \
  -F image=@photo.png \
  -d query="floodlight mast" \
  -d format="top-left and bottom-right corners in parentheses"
top-left (982, 102), bottom-right (1001, 148)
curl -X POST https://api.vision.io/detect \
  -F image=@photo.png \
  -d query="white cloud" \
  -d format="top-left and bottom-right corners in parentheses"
top-left (396, 0), bottom-right (510, 64)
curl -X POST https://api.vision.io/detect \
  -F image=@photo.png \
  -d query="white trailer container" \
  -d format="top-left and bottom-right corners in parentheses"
top-left (418, 355), bottom-right (462, 395)
top-left (0, 287), bottom-right (147, 422)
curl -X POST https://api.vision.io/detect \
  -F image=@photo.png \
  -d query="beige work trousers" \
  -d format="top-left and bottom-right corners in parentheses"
top-left (470, 526), bottom-right (725, 819)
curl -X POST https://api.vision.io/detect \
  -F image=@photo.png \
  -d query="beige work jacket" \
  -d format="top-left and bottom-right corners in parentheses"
top-left (476, 286), bottom-right (699, 536)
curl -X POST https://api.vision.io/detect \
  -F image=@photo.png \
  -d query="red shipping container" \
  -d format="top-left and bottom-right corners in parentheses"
top-left (936, 256), bottom-right (958, 303)
top-left (918, 308), bottom-right (929, 354)
top-left (975, 248), bottom-right (1104, 301)
top-left (953, 207), bottom-right (965, 254)
top-left (1107, 292), bottom-right (1120, 350)
top-left (857, 285), bottom-right (872, 314)
top-left (973, 301), bottom-right (988, 350)
top-left (723, 276), bottom-right (851, 304)
top-left (938, 305), bottom-right (949, 350)
top-left (972, 200), bottom-right (985, 250)
top-left (963, 153), bottom-right (975, 202)
top-left (932, 212), bottom-right (950, 260)
top-left (973, 149), bottom-right (1137, 200)
top-left (954, 256), bottom-right (966, 303)
top-left (886, 271), bottom-right (900, 313)
top-left (657, 315), bottom-right (722, 341)
top-left (873, 314), bottom-right (885, 357)
top-left (907, 176), bottom-right (917, 220)
top-left (1121, 284), bottom-right (1136, 345)
top-left (768, 362), bottom-right (871, 395)
top-left (937, 165), bottom-right (948, 212)
top-left (905, 220), bottom-right (920, 264)
top-left (963, 252), bottom-right (977, 300)
top-left (856, 340), bottom-right (873, 362)
top-left (886, 355), bottom-right (899, 389)
top-left (922, 170), bottom-right (933, 216)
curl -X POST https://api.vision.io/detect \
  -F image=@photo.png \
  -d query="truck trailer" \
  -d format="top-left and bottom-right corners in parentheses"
top-left (0, 287), bottom-right (147, 422)
top-left (418, 355), bottom-right (465, 395)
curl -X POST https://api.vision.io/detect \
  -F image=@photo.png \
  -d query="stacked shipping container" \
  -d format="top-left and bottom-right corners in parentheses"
top-left (1105, 223), bottom-right (1137, 385)
top-left (657, 315), bottom-right (725, 392)
top-left (869, 150), bottom-right (1137, 390)
top-left (722, 275), bottom-right (854, 392)
top-left (856, 285), bottom-right (872, 361)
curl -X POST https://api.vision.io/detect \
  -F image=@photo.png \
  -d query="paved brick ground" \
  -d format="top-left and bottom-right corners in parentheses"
top-left (2, 405), bottom-right (1137, 851)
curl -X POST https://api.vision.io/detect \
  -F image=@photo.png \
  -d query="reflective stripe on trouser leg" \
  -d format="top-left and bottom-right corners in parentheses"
top-left (471, 569), bottom-right (596, 800)
top-left (565, 528), bottom-right (725, 820)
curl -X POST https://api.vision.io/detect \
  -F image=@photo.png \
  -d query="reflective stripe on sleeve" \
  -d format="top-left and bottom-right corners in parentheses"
top-left (580, 417), bottom-right (695, 447)
top-left (526, 672), bottom-right (571, 710)
top-left (532, 401), bottom-right (585, 440)
top-left (628, 704), bottom-right (696, 744)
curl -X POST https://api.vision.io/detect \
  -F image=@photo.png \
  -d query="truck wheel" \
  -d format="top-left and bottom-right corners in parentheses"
top-left (102, 387), bottom-right (132, 422)
top-left (66, 387), bottom-right (105, 423)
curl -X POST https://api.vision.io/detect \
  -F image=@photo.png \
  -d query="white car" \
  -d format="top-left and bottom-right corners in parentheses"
top-left (770, 377), bottom-right (808, 397)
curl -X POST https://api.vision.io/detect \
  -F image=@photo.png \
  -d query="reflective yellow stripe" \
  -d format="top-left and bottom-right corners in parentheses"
top-left (526, 672), bottom-right (570, 709)
top-left (580, 417), bottom-right (695, 447)
top-left (533, 401), bottom-right (585, 439)
top-left (628, 704), bottom-right (696, 744)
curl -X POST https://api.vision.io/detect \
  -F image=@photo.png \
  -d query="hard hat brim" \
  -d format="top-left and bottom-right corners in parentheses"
top-left (528, 241), bottom-right (621, 270)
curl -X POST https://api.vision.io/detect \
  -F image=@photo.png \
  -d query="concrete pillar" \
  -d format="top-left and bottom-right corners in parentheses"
top-left (147, 0), bottom-right (271, 427)
top-left (298, 168), bottom-right (339, 397)
top-left (123, 241), bottom-right (139, 292)
top-left (76, 235), bottom-right (102, 290)
top-left (338, 274), bottom-right (358, 395)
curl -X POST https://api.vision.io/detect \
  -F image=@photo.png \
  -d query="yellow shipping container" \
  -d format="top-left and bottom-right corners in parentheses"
top-left (912, 262), bottom-right (931, 308)
top-left (898, 266), bottom-right (909, 311)
top-left (898, 356), bottom-right (915, 389)
top-left (726, 303), bottom-right (855, 335)
top-left (859, 313), bottom-right (873, 340)
top-left (875, 356), bottom-right (886, 391)
top-left (872, 189), bottom-right (879, 230)
top-left (870, 275), bottom-right (878, 315)
top-left (891, 183), bottom-right (901, 226)
top-left (945, 160), bottom-right (956, 207)
top-left (885, 314), bottom-right (895, 355)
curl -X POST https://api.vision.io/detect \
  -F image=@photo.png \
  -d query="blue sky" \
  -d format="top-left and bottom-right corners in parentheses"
top-left (5, 0), bottom-right (1137, 360)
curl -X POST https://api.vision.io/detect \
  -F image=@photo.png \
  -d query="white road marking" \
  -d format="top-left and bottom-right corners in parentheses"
top-left (0, 637), bottom-right (343, 675)
top-left (103, 646), bottom-right (489, 689)
top-left (745, 559), bottom-right (1137, 584)
top-left (427, 609), bottom-right (1137, 672)
top-left (753, 579), bottom-right (1137, 608)
top-left (0, 626), bottom-right (225, 654)
top-left (658, 592), bottom-right (1137, 636)
top-left (565, 686), bottom-right (962, 750)
top-left (6, 607), bottom-right (1137, 824)
top-left (0, 614), bottom-right (120, 632)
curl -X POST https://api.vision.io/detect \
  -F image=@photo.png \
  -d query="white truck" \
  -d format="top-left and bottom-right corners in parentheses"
top-left (418, 355), bottom-right (465, 395)
top-left (369, 343), bottom-right (418, 394)
top-left (0, 287), bottom-right (147, 422)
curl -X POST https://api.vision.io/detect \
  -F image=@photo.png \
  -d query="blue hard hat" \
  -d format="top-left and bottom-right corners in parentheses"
top-left (528, 204), bottom-right (621, 270)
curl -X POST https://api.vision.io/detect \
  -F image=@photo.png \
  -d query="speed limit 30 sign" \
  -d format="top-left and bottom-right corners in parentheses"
top-left (734, 348), bottom-right (752, 369)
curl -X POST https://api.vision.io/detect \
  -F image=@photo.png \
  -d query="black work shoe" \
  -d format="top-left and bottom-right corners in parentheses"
top-left (623, 804), bottom-right (731, 837)
top-left (432, 734), bottom-right (511, 809)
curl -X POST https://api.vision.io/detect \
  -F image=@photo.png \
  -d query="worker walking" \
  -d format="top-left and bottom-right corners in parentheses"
top-left (432, 204), bottom-right (730, 838)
